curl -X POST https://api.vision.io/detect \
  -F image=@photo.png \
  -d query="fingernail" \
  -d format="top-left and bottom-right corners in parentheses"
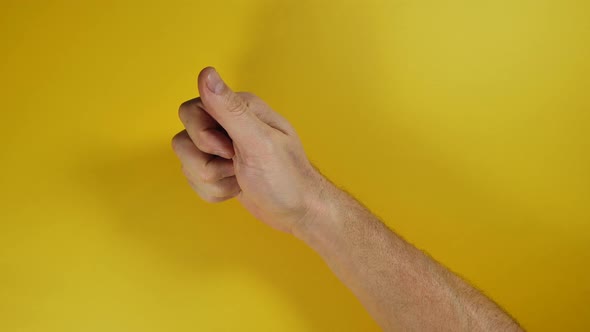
top-left (206, 68), bottom-right (225, 95)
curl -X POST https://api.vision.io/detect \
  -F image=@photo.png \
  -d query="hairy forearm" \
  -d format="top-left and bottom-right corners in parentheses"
top-left (294, 178), bottom-right (522, 331)
top-left (176, 68), bottom-right (523, 331)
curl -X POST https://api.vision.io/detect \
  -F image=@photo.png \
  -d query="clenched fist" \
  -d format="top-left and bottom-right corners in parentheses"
top-left (172, 67), bottom-right (326, 234)
top-left (171, 68), bottom-right (523, 332)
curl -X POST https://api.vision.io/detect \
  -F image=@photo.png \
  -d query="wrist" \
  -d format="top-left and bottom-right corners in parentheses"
top-left (291, 173), bottom-right (343, 246)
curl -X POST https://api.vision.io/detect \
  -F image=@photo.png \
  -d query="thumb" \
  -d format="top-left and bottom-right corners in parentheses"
top-left (197, 67), bottom-right (268, 146)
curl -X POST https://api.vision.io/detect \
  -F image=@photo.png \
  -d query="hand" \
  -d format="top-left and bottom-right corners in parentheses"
top-left (172, 67), bottom-right (325, 234)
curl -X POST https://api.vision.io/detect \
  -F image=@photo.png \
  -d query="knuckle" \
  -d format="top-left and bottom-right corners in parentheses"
top-left (186, 177), bottom-right (216, 203)
top-left (184, 167), bottom-right (204, 188)
top-left (211, 179), bottom-right (239, 198)
top-left (198, 185), bottom-right (227, 202)
top-left (225, 95), bottom-right (249, 115)
top-left (178, 98), bottom-right (201, 120)
top-left (171, 132), bottom-right (186, 151)
top-left (209, 184), bottom-right (227, 198)
top-left (198, 164), bottom-right (216, 183)
top-left (194, 130), bottom-right (210, 152)
top-left (171, 136), bottom-right (179, 151)
top-left (198, 170), bottom-right (212, 183)
top-left (178, 101), bottom-right (191, 120)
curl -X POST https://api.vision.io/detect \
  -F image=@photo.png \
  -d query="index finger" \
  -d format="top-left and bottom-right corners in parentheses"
top-left (178, 97), bottom-right (235, 159)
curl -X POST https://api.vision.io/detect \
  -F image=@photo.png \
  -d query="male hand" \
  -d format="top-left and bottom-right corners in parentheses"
top-left (172, 67), bottom-right (325, 234)
top-left (172, 68), bottom-right (524, 332)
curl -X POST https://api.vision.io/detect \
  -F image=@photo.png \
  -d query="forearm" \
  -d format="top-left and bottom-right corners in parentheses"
top-left (294, 178), bottom-right (522, 331)
top-left (176, 68), bottom-right (522, 331)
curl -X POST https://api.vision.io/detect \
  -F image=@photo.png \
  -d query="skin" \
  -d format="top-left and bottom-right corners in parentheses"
top-left (172, 67), bottom-right (524, 331)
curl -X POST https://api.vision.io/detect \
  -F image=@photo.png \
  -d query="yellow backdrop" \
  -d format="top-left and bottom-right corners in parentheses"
top-left (1, 0), bottom-right (589, 331)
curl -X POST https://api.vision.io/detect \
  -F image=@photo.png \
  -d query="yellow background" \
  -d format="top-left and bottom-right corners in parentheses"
top-left (1, 0), bottom-right (589, 331)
